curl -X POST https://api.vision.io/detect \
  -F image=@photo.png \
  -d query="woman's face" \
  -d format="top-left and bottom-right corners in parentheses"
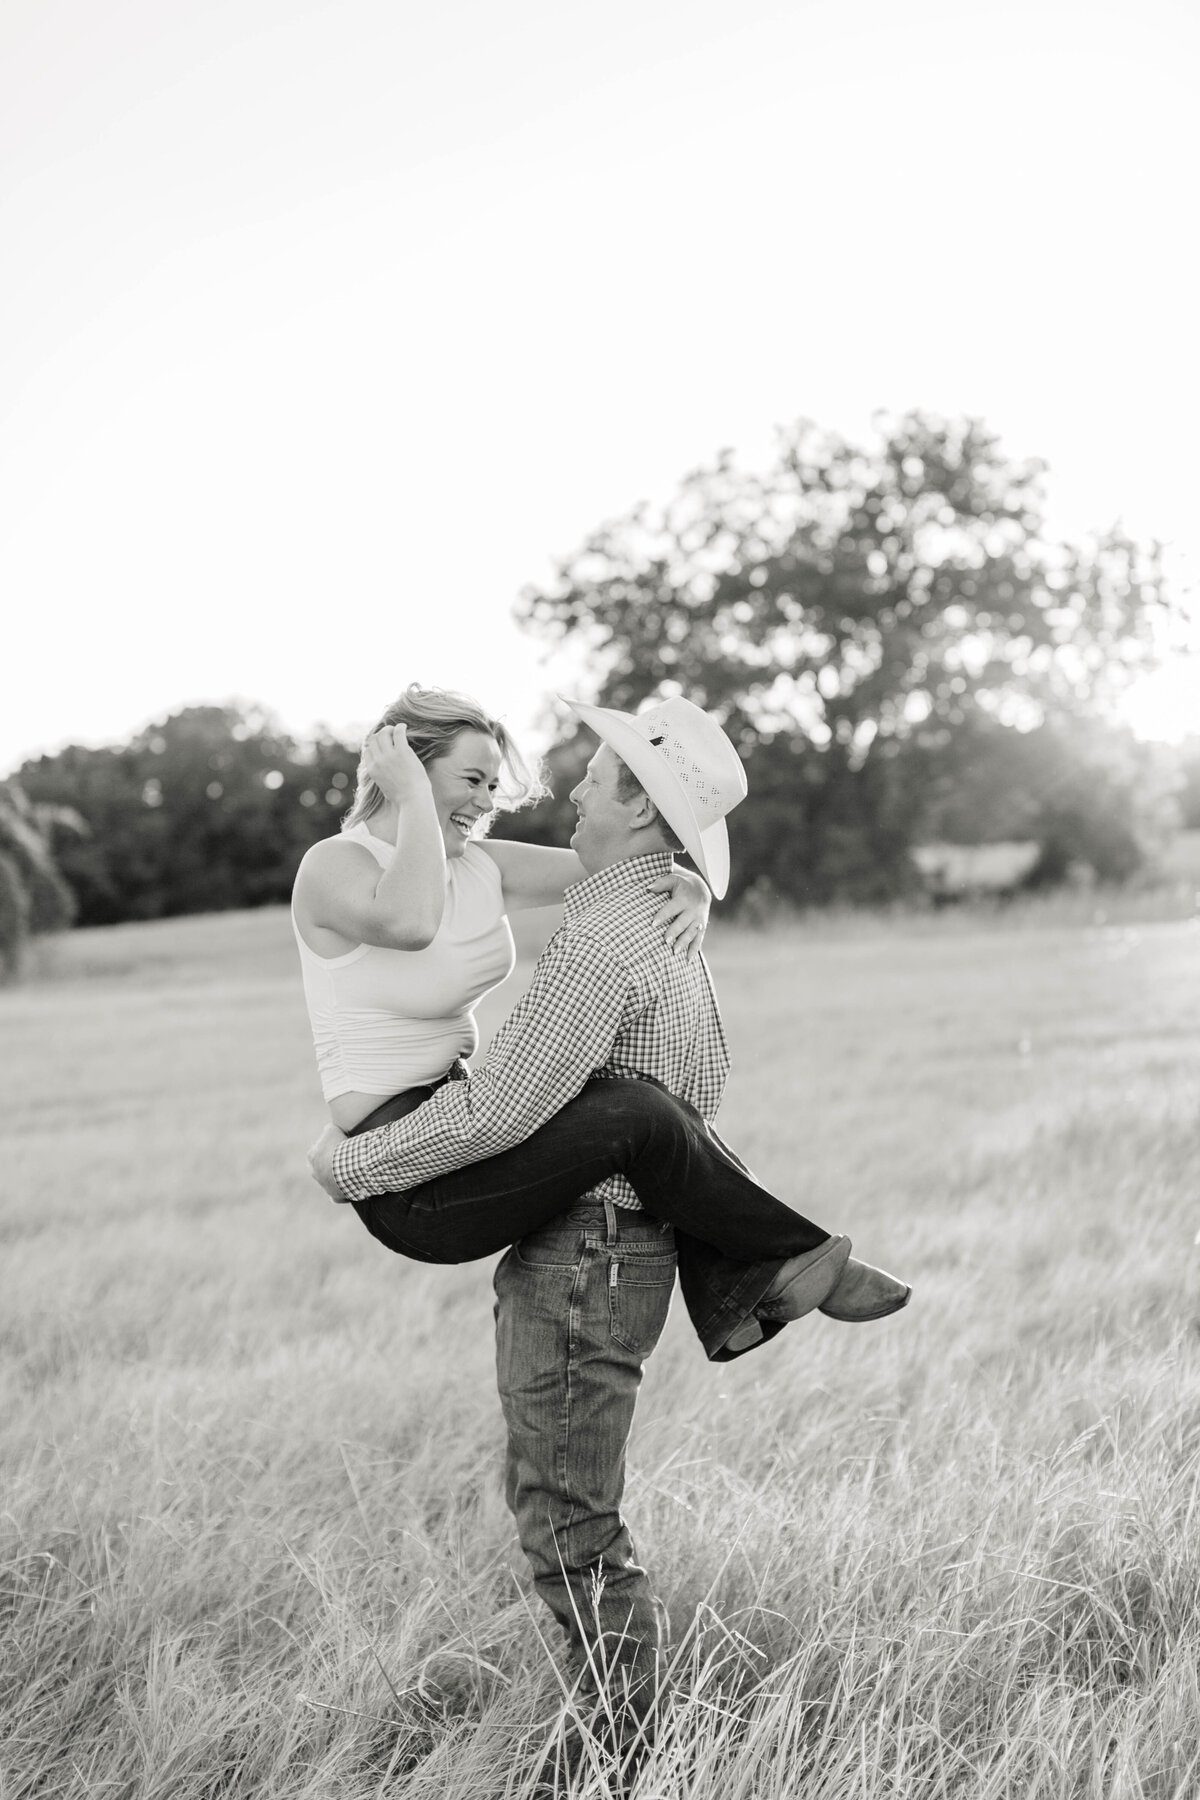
top-left (426, 730), bottom-right (502, 858)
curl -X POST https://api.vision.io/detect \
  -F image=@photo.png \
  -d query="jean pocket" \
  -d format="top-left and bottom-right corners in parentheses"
top-left (608, 1254), bottom-right (676, 1354)
top-left (511, 1228), bottom-right (585, 1271)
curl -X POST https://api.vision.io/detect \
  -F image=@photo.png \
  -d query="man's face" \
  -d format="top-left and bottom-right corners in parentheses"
top-left (569, 744), bottom-right (639, 873)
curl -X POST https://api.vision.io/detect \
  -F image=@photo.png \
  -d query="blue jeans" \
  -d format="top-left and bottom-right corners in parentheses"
top-left (351, 1075), bottom-right (830, 1359)
top-left (494, 1198), bottom-right (676, 1704)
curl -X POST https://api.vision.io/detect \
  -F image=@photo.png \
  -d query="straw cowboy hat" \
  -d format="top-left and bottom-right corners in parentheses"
top-left (564, 695), bottom-right (748, 899)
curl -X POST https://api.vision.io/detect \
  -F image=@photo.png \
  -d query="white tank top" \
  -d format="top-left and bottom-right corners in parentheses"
top-left (292, 823), bottom-right (516, 1101)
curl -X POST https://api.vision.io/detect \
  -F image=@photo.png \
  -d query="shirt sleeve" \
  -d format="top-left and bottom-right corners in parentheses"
top-left (331, 926), bottom-right (636, 1200)
top-left (688, 956), bottom-right (729, 1121)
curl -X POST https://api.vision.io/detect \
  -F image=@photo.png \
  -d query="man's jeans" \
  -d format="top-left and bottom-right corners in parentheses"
top-left (350, 1075), bottom-right (830, 1359)
top-left (494, 1198), bottom-right (676, 1704)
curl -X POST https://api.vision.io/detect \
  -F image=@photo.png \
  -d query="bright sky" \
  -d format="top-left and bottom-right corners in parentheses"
top-left (2, 0), bottom-right (1198, 776)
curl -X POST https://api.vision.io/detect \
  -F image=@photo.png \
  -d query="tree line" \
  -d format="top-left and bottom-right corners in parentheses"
top-left (3, 710), bottom-right (360, 968)
top-left (4, 413), bottom-right (1190, 970)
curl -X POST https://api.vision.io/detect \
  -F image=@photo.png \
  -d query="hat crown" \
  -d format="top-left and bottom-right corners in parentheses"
top-left (627, 698), bottom-right (748, 832)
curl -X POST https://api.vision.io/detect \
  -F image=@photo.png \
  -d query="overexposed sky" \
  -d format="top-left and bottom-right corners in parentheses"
top-left (3, 0), bottom-right (1198, 774)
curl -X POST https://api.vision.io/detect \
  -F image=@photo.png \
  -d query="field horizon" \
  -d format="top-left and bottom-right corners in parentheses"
top-left (4, 902), bottom-right (1200, 1797)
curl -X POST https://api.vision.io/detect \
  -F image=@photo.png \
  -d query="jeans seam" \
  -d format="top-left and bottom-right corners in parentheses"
top-left (558, 1246), bottom-right (586, 1535)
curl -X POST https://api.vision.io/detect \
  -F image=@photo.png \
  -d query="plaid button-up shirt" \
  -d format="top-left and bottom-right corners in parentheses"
top-left (331, 851), bottom-right (730, 1207)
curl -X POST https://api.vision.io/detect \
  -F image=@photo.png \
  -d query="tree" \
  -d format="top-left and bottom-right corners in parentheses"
top-left (19, 706), bottom-right (360, 926)
top-left (907, 708), bottom-right (1178, 885)
top-left (1170, 737), bottom-right (1200, 830)
top-left (511, 413), bottom-right (1173, 902)
top-left (0, 780), bottom-right (79, 975)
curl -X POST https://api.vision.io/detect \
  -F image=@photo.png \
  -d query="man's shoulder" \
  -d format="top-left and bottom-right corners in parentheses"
top-left (559, 885), bottom-right (667, 963)
top-left (554, 897), bottom-right (711, 1009)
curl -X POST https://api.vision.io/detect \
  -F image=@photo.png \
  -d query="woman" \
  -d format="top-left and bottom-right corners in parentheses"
top-left (293, 685), bottom-right (906, 1339)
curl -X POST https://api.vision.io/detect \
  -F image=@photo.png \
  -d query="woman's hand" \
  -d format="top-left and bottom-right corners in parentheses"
top-left (360, 724), bottom-right (429, 806)
top-left (647, 868), bottom-right (712, 960)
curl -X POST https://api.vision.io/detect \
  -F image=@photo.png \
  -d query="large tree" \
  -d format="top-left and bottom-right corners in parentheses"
top-left (509, 413), bottom-right (1173, 902)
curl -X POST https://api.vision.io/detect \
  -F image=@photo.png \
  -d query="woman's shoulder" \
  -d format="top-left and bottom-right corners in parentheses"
top-left (295, 832), bottom-right (384, 894)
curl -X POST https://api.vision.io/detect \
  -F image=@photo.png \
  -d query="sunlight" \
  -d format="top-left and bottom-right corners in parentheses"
top-left (2, 0), bottom-right (1197, 774)
top-left (1118, 654), bottom-right (1200, 744)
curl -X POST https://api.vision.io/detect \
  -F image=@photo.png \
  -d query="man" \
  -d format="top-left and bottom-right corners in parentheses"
top-left (308, 695), bottom-right (909, 1717)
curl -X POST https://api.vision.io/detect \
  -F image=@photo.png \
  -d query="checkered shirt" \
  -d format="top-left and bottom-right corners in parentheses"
top-left (331, 851), bottom-right (730, 1206)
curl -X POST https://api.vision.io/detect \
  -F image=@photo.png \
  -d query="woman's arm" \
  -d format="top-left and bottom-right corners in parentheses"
top-left (296, 727), bottom-right (446, 950)
top-left (482, 841), bottom-right (711, 955)
top-left (480, 841), bottom-right (584, 910)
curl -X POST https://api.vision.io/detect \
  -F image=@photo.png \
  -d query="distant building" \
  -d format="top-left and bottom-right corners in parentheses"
top-left (910, 841), bottom-right (1040, 900)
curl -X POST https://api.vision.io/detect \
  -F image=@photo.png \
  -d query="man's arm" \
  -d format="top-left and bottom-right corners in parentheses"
top-left (329, 928), bottom-right (636, 1201)
top-left (686, 956), bottom-right (731, 1121)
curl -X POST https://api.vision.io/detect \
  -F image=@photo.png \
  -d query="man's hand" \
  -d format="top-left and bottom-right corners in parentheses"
top-left (307, 1122), bottom-right (350, 1201)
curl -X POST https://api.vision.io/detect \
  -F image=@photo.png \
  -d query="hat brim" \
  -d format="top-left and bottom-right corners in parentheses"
top-left (566, 700), bottom-right (731, 899)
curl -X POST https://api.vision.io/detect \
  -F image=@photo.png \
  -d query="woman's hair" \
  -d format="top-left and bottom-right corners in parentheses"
top-left (341, 684), bottom-right (547, 832)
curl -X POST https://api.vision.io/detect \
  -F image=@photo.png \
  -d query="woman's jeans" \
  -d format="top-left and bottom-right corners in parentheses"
top-left (348, 1073), bottom-right (832, 1361)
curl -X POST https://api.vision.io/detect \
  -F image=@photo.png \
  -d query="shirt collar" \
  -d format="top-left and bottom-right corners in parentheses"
top-left (564, 852), bottom-right (675, 922)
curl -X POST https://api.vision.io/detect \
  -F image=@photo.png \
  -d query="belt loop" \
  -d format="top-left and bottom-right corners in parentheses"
top-left (603, 1197), bottom-right (618, 1245)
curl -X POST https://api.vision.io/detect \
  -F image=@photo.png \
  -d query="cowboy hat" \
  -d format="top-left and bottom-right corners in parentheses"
top-left (563, 695), bottom-right (748, 898)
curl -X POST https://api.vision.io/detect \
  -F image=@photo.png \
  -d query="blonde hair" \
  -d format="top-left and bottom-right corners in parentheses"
top-left (342, 684), bottom-right (547, 832)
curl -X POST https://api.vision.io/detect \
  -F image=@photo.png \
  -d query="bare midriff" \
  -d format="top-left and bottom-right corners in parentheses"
top-left (329, 1064), bottom-right (459, 1133)
top-left (328, 1090), bottom-right (402, 1133)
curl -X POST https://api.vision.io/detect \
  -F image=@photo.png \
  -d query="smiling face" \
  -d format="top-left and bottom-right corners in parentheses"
top-left (426, 729), bottom-right (502, 858)
top-left (568, 743), bottom-right (648, 873)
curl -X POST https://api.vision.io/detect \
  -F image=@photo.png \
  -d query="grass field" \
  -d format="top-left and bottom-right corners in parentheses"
top-left (4, 899), bottom-right (1200, 1797)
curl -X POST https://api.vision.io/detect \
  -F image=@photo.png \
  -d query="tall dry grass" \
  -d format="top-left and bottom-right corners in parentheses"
top-left (3, 901), bottom-right (1200, 1797)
